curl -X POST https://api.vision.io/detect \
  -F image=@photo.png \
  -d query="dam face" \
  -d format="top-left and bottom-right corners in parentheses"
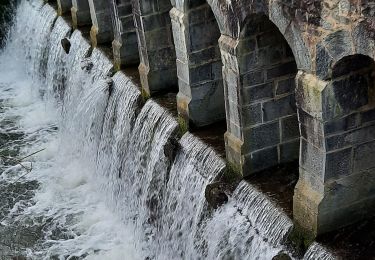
top-left (0, 0), bottom-right (374, 258)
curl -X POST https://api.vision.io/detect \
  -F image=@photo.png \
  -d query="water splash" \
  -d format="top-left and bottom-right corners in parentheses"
top-left (0, 1), bottom-right (339, 259)
top-left (303, 242), bottom-right (336, 260)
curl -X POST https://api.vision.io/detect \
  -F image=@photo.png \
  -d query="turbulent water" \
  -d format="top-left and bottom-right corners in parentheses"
top-left (0, 1), bottom-right (335, 259)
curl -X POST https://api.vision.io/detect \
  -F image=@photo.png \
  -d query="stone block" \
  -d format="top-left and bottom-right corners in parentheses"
top-left (189, 46), bottom-right (219, 66)
top-left (323, 113), bottom-right (358, 135)
top-left (241, 70), bottom-right (264, 87)
top-left (266, 61), bottom-right (297, 80)
top-left (188, 6), bottom-right (207, 25)
top-left (142, 12), bottom-right (169, 32)
top-left (242, 103), bottom-right (262, 127)
top-left (189, 81), bottom-right (225, 126)
top-left (281, 114), bottom-right (299, 142)
top-left (226, 99), bottom-right (241, 127)
top-left (147, 47), bottom-right (176, 70)
top-left (225, 132), bottom-right (243, 169)
top-left (243, 82), bottom-right (273, 103)
top-left (300, 138), bottom-right (325, 179)
top-left (239, 52), bottom-right (257, 73)
top-left (276, 77), bottom-right (295, 96)
top-left (331, 74), bottom-right (369, 113)
top-left (227, 119), bottom-right (242, 140)
top-left (144, 27), bottom-right (173, 50)
top-left (361, 109), bottom-right (375, 124)
top-left (189, 20), bottom-right (220, 51)
top-left (325, 124), bottom-right (375, 151)
top-left (354, 140), bottom-right (375, 172)
top-left (280, 140), bottom-right (299, 163)
top-left (263, 94), bottom-right (296, 122)
top-left (244, 146), bottom-right (279, 174)
top-left (244, 121), bottom-right (280, 151)
top-left (325, 147), bottom-right (352, 180)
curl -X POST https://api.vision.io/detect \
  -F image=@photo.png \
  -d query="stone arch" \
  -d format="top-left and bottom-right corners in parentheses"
top-left (223, 13), bottom-right (299, 176)
top-left (316, 27), bottom-right (375, 80)
top-left (132, 0), bottom-right (177, 95)
top-left (204, 0), bottom-right (312, 72)
top-left (170, 0), bottom-right (225, 127)
top-left (294, 54), bottom-right (375, 236)
top-left (327, 54), bottom-right (375, 120)
top-left (111, 0), bottom-right (140, 70)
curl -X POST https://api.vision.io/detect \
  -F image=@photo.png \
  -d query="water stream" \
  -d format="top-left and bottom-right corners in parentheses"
top-left (0, 1), bottom-right (335, 259)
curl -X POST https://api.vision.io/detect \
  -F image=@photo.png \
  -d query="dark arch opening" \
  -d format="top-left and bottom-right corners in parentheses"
top-left (112, 0), bottom-right (140, 68)
top-left (172, 0), bottom-right (226, 129)
top-left (239, 14), bottom-right (299, 174)
top-left (231, 14), bottom-right (299, 214)
top-left (331, 54), bottom-right (375, 113)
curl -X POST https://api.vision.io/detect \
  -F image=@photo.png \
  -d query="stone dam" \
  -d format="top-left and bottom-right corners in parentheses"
top-left (0, 0), bottom-right (374, 259)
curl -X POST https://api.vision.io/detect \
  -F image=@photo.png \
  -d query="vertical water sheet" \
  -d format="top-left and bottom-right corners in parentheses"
top-left (156, 133), bottom-right (226, 259)
top-left (45, 17), bottom-right (71, 101)
top-left (0, 1), bottom-right (342, 259)
top-left (203, 181), bottom-right (293, 259)
top-left (303, 242), bottom-right (336, 260)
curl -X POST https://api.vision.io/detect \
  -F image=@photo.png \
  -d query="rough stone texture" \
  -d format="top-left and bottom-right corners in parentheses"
top-left (72, 0), bottom-right (91, 28)
top-left (294, 55), bottom-right (375, 237)
top-left (222, 14), bottom-right (299, 176)
top-left (132, 0), bottom-right (178, 94)
top-left (89, 0), bottom-right (113, 47)
top-left (58, 0), bottom-right (375, 239)
top-left (111, 0), bottom-right (140, 69)
top-left (170, 2), bottom-right (225, 127)
top-left (57, 0), bottom-right (71, 15)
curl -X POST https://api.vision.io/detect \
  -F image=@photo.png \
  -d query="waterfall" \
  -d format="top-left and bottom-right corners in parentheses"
top-left (0, 1), bottom-right (338, 259)
top-left (303, 243), bottom-right (336, 260)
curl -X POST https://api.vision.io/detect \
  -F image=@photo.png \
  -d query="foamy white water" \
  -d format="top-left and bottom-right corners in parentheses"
top-left (0, 1), bottom-right (336, 259)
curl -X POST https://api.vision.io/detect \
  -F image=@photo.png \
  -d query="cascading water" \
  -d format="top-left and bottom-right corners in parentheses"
top-left (0, 1), bottom-right (337, 259)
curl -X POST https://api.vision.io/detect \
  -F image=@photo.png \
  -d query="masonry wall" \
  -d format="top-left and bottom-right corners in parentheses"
top-left (51, 0), bottom-right (375, 239)
top-left (171, 2), bottom-right (225, 127)
top-left (132, 0), bottom-right (177, 94)
top-left (113, 0), bottom-right (139, 68)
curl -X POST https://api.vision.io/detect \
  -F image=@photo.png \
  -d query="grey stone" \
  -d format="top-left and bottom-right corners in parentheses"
top-left (244, 146), bottom-right (279, 174)
top-left (263, 94), bottom-right (296, 122)
top-left (244, 121), bottom-right (280, 151)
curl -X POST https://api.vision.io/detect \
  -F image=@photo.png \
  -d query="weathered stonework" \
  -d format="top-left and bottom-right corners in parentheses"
top-left (132, 0), bottom-right (177, 95)
top-left (170, 2), bottom-right (224, 127)
top-left (57, 0), bottom-right (71, 15)
top-left (57, 0), bottom-right (375, 238)
top-left (111, 0), bottom-right (139, 70)
top-left (294, 55), bottom-right (375, 236)
top-left (221, 15), bottom-right (299, 177)
top-left (88, 0), bottom-right (113, 47)
top-left (71, 0), bottom-right (91, 29)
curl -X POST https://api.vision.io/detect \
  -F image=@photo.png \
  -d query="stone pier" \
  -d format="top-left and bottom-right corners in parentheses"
top-left (132, 0), bottom-right (177, 95)
top-left (71, 0), bottom-right (91, 29)
top-left (294, 55), bottom-right (375, 236)
top-left (170, 2), bottom-right (224, 127)
top-left (111, 0), bottom-right (139, 70)
top-left (88, 0), bottom-right (113, 47)
top-left (57, 0), bottom-right (71, 15)
top-left (51, 0), bottom-right (375, 239)
top-left (221, 15), bottom-right (299, 177)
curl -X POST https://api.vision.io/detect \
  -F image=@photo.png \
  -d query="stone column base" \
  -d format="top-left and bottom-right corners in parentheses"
top-left (90, 25), bottom-right (99, 48)
top-left (139, 63), bottom-right (177, 96)
top-left (224, 132), bottom-right (244, 176)
top-left (112, 39), bottom-right (122, 71)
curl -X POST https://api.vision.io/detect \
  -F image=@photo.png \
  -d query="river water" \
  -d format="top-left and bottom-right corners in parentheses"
top-left (0, 1), bottom-right (335, 259)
